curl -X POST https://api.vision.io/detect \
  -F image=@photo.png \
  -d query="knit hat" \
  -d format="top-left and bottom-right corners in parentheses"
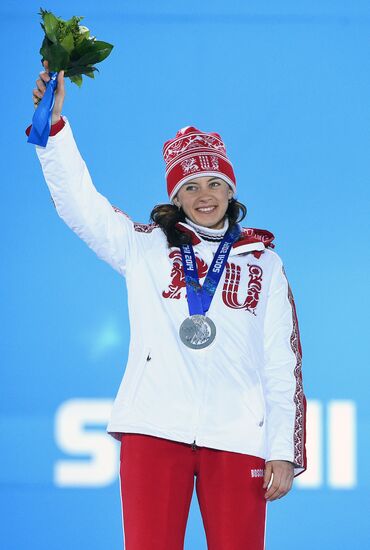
top-left (163, 126), bottom-right (237, 202)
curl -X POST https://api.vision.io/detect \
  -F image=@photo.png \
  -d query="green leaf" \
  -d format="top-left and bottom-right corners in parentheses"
top-left (40, 35), bottom-right (52, 58)
top-left (64, 65), bottom-right (98, 77)
top-left (72, 40), bottom-right (113, 66)
top-left (66, 15), bottom-right (84, 26)
top-left (70, 37), bottom-right (89, 63)
top-left (84, 69), bottom-right (95, 79)
top-left (76, 29), bottom-right (90, 44)
top-left (69, 74), bottom-right (83, 87)
top-left (81, 66), bottom-right (98, 78)
top-left (60, 32), bottom-right (74, 54)
top-left (38, 7), bottom-right (49, 19)
top-left (40, 40), bottom-right (70, 71)
top-left (42, 12), bottom-right (60, 43)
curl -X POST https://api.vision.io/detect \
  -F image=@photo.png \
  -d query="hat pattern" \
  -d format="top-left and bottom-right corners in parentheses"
top-left (163, 126), bottom-right (237, 201)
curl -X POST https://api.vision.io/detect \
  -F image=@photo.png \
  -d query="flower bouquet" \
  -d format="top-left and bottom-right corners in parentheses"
top-left (39, 8), bottom-right (113, 87)
top-left (28, 8), bottom-right (114, 146)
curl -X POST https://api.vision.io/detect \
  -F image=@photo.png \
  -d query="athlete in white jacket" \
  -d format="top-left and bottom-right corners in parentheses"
top-left (30, 64), bottom-right (307, 550)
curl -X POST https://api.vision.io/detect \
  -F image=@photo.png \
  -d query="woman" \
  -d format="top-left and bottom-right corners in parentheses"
top-left (29, 64), bottom-right (307, 550)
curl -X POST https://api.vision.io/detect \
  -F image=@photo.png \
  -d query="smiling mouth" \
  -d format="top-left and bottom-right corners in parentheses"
top-left (196, 206), bottom-right (217, 213)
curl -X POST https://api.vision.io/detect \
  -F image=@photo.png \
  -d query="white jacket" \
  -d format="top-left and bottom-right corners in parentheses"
top-left (34, 116), bottom-right (307, 477)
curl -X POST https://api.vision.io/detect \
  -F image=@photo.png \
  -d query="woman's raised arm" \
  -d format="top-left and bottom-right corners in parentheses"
top-left (29, 62), bottom-right (138, 276)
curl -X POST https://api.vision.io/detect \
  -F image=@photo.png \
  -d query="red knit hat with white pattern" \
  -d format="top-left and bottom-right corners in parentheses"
top-left (163, 126), bottom-right (237, 202)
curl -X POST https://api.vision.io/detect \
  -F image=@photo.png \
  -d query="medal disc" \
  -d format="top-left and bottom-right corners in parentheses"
top-left (179, 315), bottom-right (216, 349)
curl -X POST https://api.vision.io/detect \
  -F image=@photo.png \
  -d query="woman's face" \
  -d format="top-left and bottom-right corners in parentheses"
top-left (173, 176), bottom-right (233, 229)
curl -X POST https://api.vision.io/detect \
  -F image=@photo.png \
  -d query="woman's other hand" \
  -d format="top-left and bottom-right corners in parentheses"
top-left (263, 460), bottom-right (294, 501)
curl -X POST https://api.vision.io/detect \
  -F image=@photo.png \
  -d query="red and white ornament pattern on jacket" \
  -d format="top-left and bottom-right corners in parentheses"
top-left (27, 115), bottom-right (307, 477)
top-left (162, 249), bottom-right (264, 316)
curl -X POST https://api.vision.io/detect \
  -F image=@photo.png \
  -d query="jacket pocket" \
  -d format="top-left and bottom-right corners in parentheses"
top-left (254, 385), bottom-right (265, 427)
top-left (243, 382), bottom-right (265, 427)
top-left (129, 346), bottom-right (152, 407)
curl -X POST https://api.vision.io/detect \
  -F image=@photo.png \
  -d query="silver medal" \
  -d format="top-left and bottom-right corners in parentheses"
top-left (179, 315), bottom-right (216, 349)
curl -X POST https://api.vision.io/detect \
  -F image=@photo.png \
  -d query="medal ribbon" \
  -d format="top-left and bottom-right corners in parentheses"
top-left (180, 223), bottom-right (241, 316)
top-left (27, 71), bottom-right (58, 147)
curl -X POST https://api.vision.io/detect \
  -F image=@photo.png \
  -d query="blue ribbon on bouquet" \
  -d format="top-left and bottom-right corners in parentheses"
top-left (27, 71), bottom-right (58, 147)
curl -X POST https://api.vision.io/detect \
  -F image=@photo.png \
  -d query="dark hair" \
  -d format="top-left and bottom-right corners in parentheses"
top-left (150, 198), bottom-right (247, 248)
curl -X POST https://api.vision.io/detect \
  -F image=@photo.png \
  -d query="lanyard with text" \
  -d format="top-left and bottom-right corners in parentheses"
top-left (179, 223), bottom-right (241, 349)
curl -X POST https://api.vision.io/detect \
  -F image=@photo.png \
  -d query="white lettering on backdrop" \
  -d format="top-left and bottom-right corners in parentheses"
top-left (54, 398), bottom-right (357, 488)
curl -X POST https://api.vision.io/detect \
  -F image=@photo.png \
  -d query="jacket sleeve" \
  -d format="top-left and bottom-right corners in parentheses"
top-left (33, 115), bottom-right (138, 276)
top-left (261, 254), bottom-right (307, 477)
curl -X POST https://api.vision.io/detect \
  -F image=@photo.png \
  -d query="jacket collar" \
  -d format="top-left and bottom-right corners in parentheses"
top-left (175, 222), bottom-right (275, 258)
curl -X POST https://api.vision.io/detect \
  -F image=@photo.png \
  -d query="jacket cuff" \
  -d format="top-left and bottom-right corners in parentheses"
top-left (25, 115), bottom-right (65, 137)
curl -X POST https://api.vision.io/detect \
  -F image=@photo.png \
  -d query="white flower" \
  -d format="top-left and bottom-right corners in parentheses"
top-left (79, 25), bottom-right (90, 34)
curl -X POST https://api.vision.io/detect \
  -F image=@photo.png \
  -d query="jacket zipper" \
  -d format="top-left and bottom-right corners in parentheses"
top-left (191, 352), bottom-right (209, 452)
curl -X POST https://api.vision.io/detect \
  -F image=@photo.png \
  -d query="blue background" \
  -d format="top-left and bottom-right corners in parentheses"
top-left (1, 0), bottom-right (369, 548)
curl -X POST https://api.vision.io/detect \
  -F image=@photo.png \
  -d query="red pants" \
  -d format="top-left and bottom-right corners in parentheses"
top-left (119, 433), bottom-right (267, 549)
